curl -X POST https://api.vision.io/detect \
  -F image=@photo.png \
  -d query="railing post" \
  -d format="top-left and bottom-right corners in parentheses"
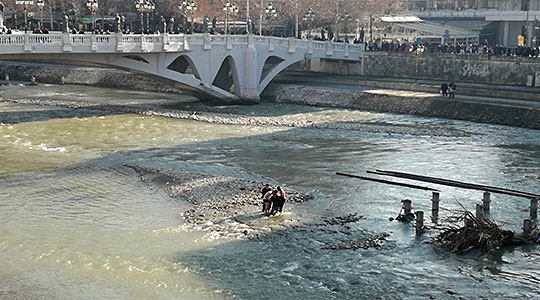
top-left (162, 33), bottom-right (169, 51)
top-left (203, 33), bottom-right (211, 50)
top-left (268, 36), bottom-right (274, 52)
top-left (226, 35), bottom-right (232, 50)
top-left (24, 34), bottom-right (31, 52)
top-left (182, 35), bottom-right (190, 51)
top-left (62, 33), bottom-right (72, 52)
top-left (326, 41), bottom-right (333, 56)
top-left (116, 32), bottom-right (124, 52)
top-left (307, 40), bottom-right (313, 55)
top-left (288, 37), bottom-right (295, 53)
top-left (91, 33), bottom-right (98, 52)
top-left (344, 43), bottom-right (349, 57)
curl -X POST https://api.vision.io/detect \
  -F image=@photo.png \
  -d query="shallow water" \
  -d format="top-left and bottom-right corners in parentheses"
top-left (1, 84), bottom-right (540, 299)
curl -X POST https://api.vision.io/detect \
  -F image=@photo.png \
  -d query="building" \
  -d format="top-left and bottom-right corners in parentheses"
top-left (405, 0), bottom-right (540, 46)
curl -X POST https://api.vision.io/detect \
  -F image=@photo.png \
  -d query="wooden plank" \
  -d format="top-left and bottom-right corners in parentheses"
top-left (369, 170), bottom-right (540, 199)
top-left (335, 172), bottom-right (439, 191)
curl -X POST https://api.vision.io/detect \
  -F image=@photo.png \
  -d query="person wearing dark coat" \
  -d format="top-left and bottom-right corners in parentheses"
top-left (441, 83), bottom-right (449, 97)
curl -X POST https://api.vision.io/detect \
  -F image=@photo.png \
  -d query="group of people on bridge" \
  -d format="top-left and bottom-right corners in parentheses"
top-left (261, 184), bottom-right (287, 217)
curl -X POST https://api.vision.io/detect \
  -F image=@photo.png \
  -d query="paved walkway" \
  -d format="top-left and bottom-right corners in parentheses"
top-left (274, 71), bottom-right (540, 108)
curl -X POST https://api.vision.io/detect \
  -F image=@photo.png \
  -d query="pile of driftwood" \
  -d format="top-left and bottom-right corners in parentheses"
top-left (434, 211), bottom-right (536, 253)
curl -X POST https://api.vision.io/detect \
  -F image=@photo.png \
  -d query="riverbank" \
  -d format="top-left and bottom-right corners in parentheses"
top-left (263, 83), bottom-right (540, 130)
top-left (1, 61), bottom-right (539, 130)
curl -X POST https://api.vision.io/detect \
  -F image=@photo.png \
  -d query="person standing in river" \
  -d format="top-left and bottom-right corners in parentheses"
top-left (276, 186), bottom-right (287, 214)
top-left (261, 184), bottom-right (272, 212)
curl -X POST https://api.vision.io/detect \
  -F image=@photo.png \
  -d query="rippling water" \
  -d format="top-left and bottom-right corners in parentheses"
top-left (1, 84), bottom-right (540, 299)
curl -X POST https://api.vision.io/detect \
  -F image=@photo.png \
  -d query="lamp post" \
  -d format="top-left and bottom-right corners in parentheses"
top-left (86, 0), bottom-right (98, 31)
top-left (15, 0), bottom-right (34, 33)
top-left (338, 11), bottom-right (352, 41)
top-left (302, 7), bottom-right (314, 39)
top-left (135, 0), bottom-right (145, 32)
top-left (222, 1), bottom-right (238, 34)
top-left (36, 0), bottom-right (44, 28)
top-left (179, 0), bottom-right (197, 33)
top-left (146, 0), bottom-right (155, 33)
top-left (259, 2), bottom-right (275, 36)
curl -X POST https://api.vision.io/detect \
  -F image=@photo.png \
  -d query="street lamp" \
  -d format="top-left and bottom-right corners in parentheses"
top-left (135, 0), bottom-right (155, 33)
top-left (258, 1), bottom-right (275, 36)
top-left (146, 0), bottom-right (155, 33)
top-left (86, 0), bottom-right (98, 31)
top-left (264, 2), bottom-right (277, 36)
top-left (15, 0), bottom-right (34, 33)
top-left (36, 0), bottom-right (44, 28)
top-left (338, 11), bottom-right (352, 41)
top-left (222, 1), bottom-right (238, 34)
top-left (179, 0), bottom-right (197, 33)
top-left (302, 7), bottom-right (314, 39)
top-left (187, 1), bottom-right (198, 33)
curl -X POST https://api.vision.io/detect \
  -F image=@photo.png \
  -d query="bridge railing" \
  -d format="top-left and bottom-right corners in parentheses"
top-left (0, 32), bottom-right (363, 57)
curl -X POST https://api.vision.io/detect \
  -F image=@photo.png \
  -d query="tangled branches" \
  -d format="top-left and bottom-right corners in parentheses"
top-left (434, 211), bottom-right (526, 253)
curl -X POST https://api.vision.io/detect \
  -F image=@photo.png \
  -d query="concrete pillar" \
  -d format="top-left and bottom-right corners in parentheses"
top-left (415, 211), bottom-right (424, 234)
top-left (431, 192), bottom-right (440, 212)
top-left (241, 36), bottom-right (260, 103)
top-left (431, 191), bottom-right (440, 224)
top-left (482, 192), bottom-right (491, 214)
top-left (476, 203), bottom-right (484, 220)
top-left (502, 21), bottom-right (509, 47)
top-left (530, 198), bottom-right (538, 219)
top-left (523, 219), bottom-right (534, 236)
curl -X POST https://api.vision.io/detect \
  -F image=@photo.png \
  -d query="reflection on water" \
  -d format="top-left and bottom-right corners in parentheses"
top-left (1, 84), bottom-right (539, 299)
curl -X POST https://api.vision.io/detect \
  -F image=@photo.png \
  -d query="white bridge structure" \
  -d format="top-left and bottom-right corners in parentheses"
top-left (0, 33), bottom-right (364, 102)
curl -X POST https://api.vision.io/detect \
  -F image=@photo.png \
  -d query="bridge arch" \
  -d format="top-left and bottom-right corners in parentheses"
top-left (167, 55), bottom-right (201, 80)
top-left (212, 55), bottom-right (240, 96)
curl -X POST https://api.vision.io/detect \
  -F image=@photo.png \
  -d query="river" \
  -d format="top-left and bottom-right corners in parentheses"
top-left (1, 83), bottom-right (539, 299)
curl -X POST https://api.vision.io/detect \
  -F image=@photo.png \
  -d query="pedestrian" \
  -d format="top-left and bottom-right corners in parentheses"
top-left (441, 82), bottom-right (448, 97)
top-left (275, 186), bottom-right (287, 214)
top-left (449, 82), bottom-right (456, 98)
top-left (261, 184), bottom-right (271, 212)
top-left (268, 189), bottom-right (279, 216)
top-left (262, 189), bottom-right (273, 216)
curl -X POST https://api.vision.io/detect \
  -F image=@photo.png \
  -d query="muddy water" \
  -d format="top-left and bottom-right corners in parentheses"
top-left (1, 84), bottom-right (540, 299)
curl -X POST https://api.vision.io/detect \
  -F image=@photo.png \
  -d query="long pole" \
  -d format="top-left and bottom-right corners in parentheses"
top-left (140, 12), bottom-right (144, 33)
top-left (23, 7), bottom-right (28, 33)
top-left (259, 0), bottom-right (262, 35)
top-left (246, 0), bottom-right (249, 33)
top-left (526, 0), bottom-right (531, 46)
top-left (294, 0), bottom-right (298, 38)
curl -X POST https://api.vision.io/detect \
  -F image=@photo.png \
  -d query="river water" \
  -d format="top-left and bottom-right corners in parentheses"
top-left (1, 84), bottom-right (540, 299)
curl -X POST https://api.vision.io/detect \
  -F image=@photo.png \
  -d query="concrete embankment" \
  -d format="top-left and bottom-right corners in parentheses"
top-left (0, 61), bottom-right (184, 94)
top-left (263, 83), bottom-right (540, 130)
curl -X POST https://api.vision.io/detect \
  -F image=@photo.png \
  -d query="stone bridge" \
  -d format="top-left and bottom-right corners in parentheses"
top-left (0, 32), bottom-right (364, 102)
